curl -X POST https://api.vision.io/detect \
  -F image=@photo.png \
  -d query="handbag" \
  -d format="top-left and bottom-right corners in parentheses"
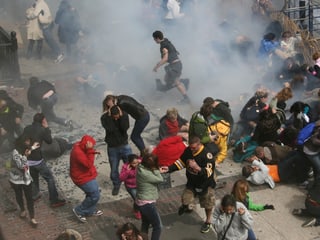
top-left (221, 212), bottom-right (235, 240)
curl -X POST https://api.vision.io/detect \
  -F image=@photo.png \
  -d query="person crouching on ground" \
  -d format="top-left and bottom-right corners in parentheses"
top-left (70, 135), bottom-right (103, 223)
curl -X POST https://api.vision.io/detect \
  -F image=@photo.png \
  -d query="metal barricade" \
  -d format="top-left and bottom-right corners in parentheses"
top-left (0, 26), bottom-right (21, 85)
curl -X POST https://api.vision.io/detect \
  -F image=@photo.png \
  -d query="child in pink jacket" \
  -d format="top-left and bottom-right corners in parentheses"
top-left (120, 154), bottom-right (141, 219)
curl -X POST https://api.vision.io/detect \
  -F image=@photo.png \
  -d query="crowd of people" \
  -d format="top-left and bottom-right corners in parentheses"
top-left (2, 0), bottom-right (320, 239)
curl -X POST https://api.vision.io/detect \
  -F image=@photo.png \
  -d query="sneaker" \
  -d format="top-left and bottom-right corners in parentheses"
top-left (200, 222), bottom-right (211, 233)
top-left (302, 218), bottom-right (316, 227)
top-left (298, 180), bottom-right (309, 189)
top-left (181, 78), bottom-right (190, 91)
top-left (134, 211), bottom-right (142, 220)
top-left (73, 208), bottom-right (87, 223)
top-left (51, 199), bottom-right (66, 208)
top-left (30, 218), bottom-right (38, 228)
top-left (65, 120), bottom-right (74, 131)
top-left (292, 208), bottom-right (302, 216)
top-left (92, 210), bottom-right (103, 216)
top-left (54, 53), bottom-right (64, 63)
top-left (177, 96), bottom-right (191, 105)
top-left (112, 186), bottom-right (120, 196)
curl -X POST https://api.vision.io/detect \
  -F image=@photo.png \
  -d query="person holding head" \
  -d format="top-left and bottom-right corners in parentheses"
top-left (9, 134), bottom-right (38, 227)
top-left (116, 222), bottom-right (146, 240)
top-left (152, 30), bottom-right (190, 104)
top-left (241, 155), bottom-right (276, 189)
top-left (70, 135), bottom-right (103, 223)
top-left (119, 154), bottom-right (142, 219)
top-left (27, 76), bottom-right (74, 130)
top-left (136, 153), bottom-right (165, 240)
top-left (22, 113), bottom-right (66, 207)
top-left (161, 136), bottom-right (216, 233)
top-left (159, 107), bottom-right (189, 140)
top-left (102, 94), bottom-right (149, 156)
top-left (213, 194), bottom-right (253, 240)
top-left (101, 104), bottom-right (132, 196)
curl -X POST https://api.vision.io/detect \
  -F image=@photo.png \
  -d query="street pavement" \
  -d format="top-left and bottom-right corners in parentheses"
top-left (1, 150), bottom-right (320, 240)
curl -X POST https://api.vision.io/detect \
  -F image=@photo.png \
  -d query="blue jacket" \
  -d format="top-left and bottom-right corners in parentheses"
top-left (258, 39), bottom-right (280, 58)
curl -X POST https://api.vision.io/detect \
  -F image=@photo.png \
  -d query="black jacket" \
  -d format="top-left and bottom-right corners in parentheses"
top-left (100, 111), bottom-right (130, 147)
top-left (23, 122), bottom-right (53, 161)
top-left (117, 95), bottom-right (148, 120)
top-left (27, 80), bottom-right (56, 110)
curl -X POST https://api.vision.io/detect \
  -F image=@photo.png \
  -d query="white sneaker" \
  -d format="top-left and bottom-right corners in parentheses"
top-left (54, 54), bottom-right (64, 63)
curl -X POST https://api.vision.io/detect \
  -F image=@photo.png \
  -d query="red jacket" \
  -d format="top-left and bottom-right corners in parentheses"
top-left (70, 135), bottom-right (98, 186)
top-left (152, 136), bottom-right (187, 166)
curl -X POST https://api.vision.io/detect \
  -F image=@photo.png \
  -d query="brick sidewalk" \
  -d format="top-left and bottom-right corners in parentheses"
top-left (0, 161), bottom-right (251, 240)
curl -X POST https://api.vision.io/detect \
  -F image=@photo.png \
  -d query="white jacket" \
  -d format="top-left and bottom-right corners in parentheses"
top-left (32, 0), bottom-right (53, 28)
top-left (26, 7), bottom-right (43, 40)
top-left (165, 0), bottom-right (185, 19)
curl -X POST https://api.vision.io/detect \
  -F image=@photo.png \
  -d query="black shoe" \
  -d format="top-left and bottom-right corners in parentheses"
top-left (177, 96), bottom-right (191, 105)
top-left (51, 198), bottom-right (66, 208)
top-left (200, 222), bottom-right (211, 233)
top-left (178, 205), bottom-right (187, 216)
top-left (302, 218), bottom-right (316, 227)
top-left (112, 186), bottom-right (120, 196)
top-left (181, 78), bottom-right (190, 91)
top-left (65, 120), bottom-right (74, 131)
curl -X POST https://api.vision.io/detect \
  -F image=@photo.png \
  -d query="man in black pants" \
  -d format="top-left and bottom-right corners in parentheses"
top-left (23, 113), bottom-right (66, 207)
top-left (152, 30), bottom-right (190, 104)
top-left (27, 76), bottom-right (73, 130)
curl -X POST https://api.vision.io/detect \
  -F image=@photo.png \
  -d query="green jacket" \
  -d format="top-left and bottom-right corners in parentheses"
top-left (189, 112), bottom-right (210, 144)
top-left (136, 164), bottom-right (163, 201)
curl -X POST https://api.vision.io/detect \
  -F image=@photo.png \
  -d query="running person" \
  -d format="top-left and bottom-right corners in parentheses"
top-left (152, 30), bottom-right (190, 103)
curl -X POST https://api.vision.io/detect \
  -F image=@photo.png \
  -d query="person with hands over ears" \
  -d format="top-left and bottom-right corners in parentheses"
top-left (23, 113), bottom-right (66, 207)
top-left (70, 135), bottom-right (103, 223)
top-left (161, 136), bottom-right (216, 233)
top-left (136, 153), bottom-right (165, 240)
top-left (119, 154), bottom-right (142, 219)
top-left (116, 222), bottom-right (147, 240)
top-left (101, 102), bottom-right (132, 196)
top-left (213, 194), bottom-right (254, 240)
top-left (9, 134), bottom-right (38, 227)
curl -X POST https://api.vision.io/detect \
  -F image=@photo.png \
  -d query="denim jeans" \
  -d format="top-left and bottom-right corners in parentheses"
top-left (75, 179), bottom-right (100, 216)
top-left (41, 93), bottom-right (66, 126)
top-left (131, 112), bottom-right (150, 152)
top-left (305, 153), bottom-right (320, 186)
top-left (126, 186), bottom-right (138, 211)
top-left (139, 202), bottom-right (162, 240)
top-left (107, 144), bottom-right (132, 187)
top-left (247, 228), bottom-right (257, 240)
top-left (42, 26), bottom-right (61, 57)
top-left (29, 160), bottom-right (59, 203)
